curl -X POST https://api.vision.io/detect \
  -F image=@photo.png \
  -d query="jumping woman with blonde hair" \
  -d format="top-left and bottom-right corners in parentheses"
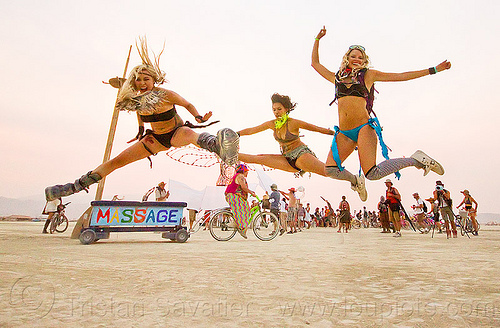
top-left (45, 38), bottom-right (239, 201)
top-left (312, 26), bottom-right (451, 201)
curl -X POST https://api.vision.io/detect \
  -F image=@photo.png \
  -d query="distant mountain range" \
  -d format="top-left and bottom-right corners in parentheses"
top-left (1, 196), bottom-right (499, 224)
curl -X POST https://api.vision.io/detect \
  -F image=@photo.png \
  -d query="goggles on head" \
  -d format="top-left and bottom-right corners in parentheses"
top-left (349, 45), bottom-right (365, 52)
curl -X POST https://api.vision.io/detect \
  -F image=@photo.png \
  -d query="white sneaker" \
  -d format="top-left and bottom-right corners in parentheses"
top-left (351, 174), bottom-right (368, 202)
top-left (410, 150), bottom-right (444, 176)
top-left (217, 128), bottom-right (240, 166)
top-left (393, 231), bottom-right (402, 237)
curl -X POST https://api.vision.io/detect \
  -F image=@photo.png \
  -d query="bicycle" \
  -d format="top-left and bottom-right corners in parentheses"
top-left (189, 210), bottom-right (212, 233)
top-left (455, 208), bottom-right (480, 237)
top-left (49, 202), bottom-right (70, 234)
top-left (208, 197), bottom-right (279, 241)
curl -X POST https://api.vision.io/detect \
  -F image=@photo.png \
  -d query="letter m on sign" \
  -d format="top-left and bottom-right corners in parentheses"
top-left (97, 208), bottom-right (111, 223)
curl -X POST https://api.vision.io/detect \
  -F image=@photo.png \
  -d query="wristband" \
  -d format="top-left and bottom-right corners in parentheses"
top-left (195, 115), bottom-right (203, 121)
top-left (315, 38), bottom-right (320, 41)
top-left (428, 67), bottom-right (437, 75)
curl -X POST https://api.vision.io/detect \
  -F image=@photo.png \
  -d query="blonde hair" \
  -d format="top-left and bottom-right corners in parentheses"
top-left (337, 46), bottom-right (370, 79)
top-left (117, 36), bottom-right (167, 106)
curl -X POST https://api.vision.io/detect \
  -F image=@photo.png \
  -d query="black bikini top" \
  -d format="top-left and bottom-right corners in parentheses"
top-left (330, 68), bottom-right (376, 115)
top-left (140, 106), bottom-right (177, 122)
top-left (273, 121), bottom-right (300, 144)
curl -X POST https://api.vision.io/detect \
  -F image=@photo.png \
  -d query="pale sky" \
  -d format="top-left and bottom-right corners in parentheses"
top-left (1, 0), bottom-right (499, 214)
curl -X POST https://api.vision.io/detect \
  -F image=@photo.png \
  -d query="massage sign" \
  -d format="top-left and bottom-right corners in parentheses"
top-left (90, 203), bottom-right (182, 227)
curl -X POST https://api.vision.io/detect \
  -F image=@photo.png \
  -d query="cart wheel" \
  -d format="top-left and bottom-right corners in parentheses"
top-left (175, 229), bottom-right (189, 243)
top-left (79, 229), bottom-right (96, 245)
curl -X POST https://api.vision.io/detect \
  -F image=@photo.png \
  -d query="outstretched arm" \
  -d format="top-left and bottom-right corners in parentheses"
top-left (166, 90), bottom-right (212, 123)
top-left (456, 197), bottom-right (466, 208)
top-left (368, 60), bottom-right (452, 83)
top-left (238, 121), bottom-right (274, 137)
top-left (279, 190), bottom-right (290, 200)
top-left (311, 26), bottom-right (336, 83)
top-left (295, 119), bottom-right (334, 135)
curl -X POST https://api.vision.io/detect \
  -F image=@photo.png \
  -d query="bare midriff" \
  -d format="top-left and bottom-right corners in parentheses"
top-left (337, 96), bottom-right (370, 130)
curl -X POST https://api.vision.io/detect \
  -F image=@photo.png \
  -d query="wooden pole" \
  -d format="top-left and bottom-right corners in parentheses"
top-left (94, 45), bottom-right (133, 201)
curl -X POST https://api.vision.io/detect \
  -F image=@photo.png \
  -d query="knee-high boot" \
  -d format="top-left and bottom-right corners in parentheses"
top-left (45, 171), bottom-right (102, 201)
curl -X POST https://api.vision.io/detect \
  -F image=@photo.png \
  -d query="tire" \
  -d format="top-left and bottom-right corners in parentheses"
top-left (253, 211), bottom-right (279, 241)
top-left (352, 219), bottom-right (361, 229)
top-left (175, 229), bottom-right (189, 243)
top-left (79, 229), bottom-right (96, 245)
top-left (55, 215), bottom-right (69, 233)
top-left (49, 213), bottom-right (59, 234)
top-left (455, 215), bottom-right (465, 236)
top-left (209, 209), bottom-right (237, 241)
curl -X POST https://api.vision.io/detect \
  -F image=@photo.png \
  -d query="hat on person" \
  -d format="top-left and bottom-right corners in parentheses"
top-left (384, 179), bottom-right (392, 185)
top-left (270, 183), bottom-right (278, 191)
top-left (289, 187), bottom-right (296, 192)
top-left (461, 189), bottom-right (470, 195)
top-left (436, 180), bottom-right (444, 186)
top-left (412, 192), bottom-right (419, 196)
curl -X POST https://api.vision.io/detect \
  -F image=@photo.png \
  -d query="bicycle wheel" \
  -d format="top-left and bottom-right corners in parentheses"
top-left (455, 215), bottom-right (465, 236)
top-left (253, 211), bottom-right (279, 241)
top-left (55, 214), bottom-right (69, 233)
top-left (49, 213), bottom-right (59, 234)
top-left (209, 209), bottom-right (237, 241)
top-left (352, 219), bottom-right (361, 229)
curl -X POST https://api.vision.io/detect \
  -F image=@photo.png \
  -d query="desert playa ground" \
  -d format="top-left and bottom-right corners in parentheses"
top-left (1, 221), bottom-right (499, 328)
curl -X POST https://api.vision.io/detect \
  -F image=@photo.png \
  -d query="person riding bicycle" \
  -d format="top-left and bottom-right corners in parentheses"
top-left (224, 163), bottom-right (257, 239)
top-left (41, 198), bottom-right (61, 234)
top-left (457, 189), bottom-right (479, 236)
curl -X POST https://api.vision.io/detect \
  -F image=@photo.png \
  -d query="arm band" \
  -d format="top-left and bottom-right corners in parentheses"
top-left (429, 67), bottom-right (437, 75)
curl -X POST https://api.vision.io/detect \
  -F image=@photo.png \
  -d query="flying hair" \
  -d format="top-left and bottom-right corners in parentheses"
top-left (117, 36), bottom-right (167, 108)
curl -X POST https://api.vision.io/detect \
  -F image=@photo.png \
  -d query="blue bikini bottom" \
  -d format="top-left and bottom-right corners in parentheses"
top-left (330, 117), bottom-right (400, 178)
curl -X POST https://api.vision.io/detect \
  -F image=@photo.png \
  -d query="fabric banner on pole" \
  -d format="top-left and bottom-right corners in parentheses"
top-left (255, 167), bottom-right (275, 194)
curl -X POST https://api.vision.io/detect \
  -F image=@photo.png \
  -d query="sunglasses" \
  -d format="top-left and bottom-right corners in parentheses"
top-left (349, 45), bottom-right (365, 52)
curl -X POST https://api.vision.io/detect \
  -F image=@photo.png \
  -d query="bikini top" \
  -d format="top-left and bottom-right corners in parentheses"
top-left (330, 68), bottom-right (376, 115)
top-left (140, 106), bottom-right (177, 122)
top-left (273, 121), bottom-right (299, 144)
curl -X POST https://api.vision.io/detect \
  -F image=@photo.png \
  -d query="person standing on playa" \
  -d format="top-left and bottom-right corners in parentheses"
top-left (45, 37), bottom-right (239, 202)
top-left (338, 196), bottom-right (350, 233)
top-left (269, 184), bottom-right (285, 236)
top-left (378, 196), bottom-right (391, 233)
top-left (412, 192), bottom-right (429, 233)
top-left (428, 181), bottom-right (457, 238)
top-left (312, 26), bottom-right (449, 201)
top-left (281, 188), bottom-right (298, 234)
top-left (384, 179), bottom-right (402, 237)
top-left (155, 181), bottom-right (170, 201)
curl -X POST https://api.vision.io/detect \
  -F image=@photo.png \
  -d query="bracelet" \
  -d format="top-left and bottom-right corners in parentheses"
top-left (315, 38), bottom-right (320, 41)
top-left (195, 115), bottom-right (203, 120)
top-left (428, 67), bottom-right (437, 75)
